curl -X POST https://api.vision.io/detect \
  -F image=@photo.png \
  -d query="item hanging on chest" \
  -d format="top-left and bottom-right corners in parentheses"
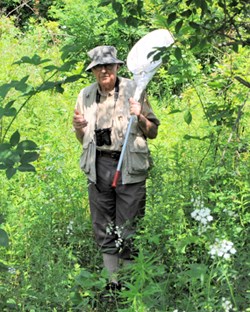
top-left (95, 78), bottom-right (120, 146)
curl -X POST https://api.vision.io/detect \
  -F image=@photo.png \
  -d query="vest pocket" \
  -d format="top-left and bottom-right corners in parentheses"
top-left (80, 141), bottom-right (94, 174)
top-left (127, 136), bottom-right (149, 174)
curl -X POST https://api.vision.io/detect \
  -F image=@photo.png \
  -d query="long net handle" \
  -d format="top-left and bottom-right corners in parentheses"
top-left (111, 114), bottom-right (136, 188)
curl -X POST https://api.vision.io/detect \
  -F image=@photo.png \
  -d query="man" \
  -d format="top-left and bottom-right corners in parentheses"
top-left (73, 45), bottom-right (160, 290)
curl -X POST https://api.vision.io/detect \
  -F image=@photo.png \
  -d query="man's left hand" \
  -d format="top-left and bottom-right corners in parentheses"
top-left (129, 98), bottom-right (141, 117)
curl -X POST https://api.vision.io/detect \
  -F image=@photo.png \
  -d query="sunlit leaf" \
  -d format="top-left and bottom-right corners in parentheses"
top-left (184, 110), bottom-right (192, 125)
top-left (168, 109), bottom-right (182, 114)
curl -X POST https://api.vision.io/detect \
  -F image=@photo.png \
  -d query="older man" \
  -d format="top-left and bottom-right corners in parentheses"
top-left (73, 45), bottom-right (160, 290)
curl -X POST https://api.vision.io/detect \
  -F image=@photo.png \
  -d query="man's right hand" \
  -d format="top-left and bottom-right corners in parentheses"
top-left (73, 109), bottom-right (88, 130)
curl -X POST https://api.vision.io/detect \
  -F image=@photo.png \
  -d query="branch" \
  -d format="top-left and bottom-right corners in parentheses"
top-left (6, 0), bottom-right (34, 17)
top-left (235, 76), bottom-right (250, 89)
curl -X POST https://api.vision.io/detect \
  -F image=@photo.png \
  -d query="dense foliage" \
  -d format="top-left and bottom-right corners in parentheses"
top-left (0, 0), bottom-right (249, 311)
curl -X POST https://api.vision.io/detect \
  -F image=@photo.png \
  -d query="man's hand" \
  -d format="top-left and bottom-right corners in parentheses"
top-left (73, 109), bottom-right (88, 143)
top-left (129, 98), bottom-right (141, 117)
top-left (73, 109), bottom-right (88, 130)
top-left (129, 98), bottom-right (158, 139)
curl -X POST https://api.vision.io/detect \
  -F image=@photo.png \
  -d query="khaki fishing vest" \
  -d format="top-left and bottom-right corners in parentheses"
top-left (76, 77), bottom-right (151, 184)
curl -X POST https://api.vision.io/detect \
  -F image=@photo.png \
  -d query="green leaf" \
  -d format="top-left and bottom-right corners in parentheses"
top-left (200, 0), bottom-right (208, 15)
top-left (6, 167), bottom-right (17, 179)
top-left (190, 37), bottom-right (199, 49)
top-left (125, 16), bottom-right (139, 27)
top-left (177, 235), bottom-right (200, 253)
top-left (43, 65), bottom-right (58, 72)
top-left (189, 21), bottom-right (200, 29)
top-left (64, 75), bottom-right (83, 83)
top-left (107, 18), bottom-right (118, 27)
top-left (17, 140), bottom-right (38, 151)
top-left (58, 60), bottom-right (79, 72)
top-left (20, 152), bottom-right (39, 164)
top-left (112, 1), bottom-right (123, 15)
top-left (13, 75), bottom-right (29, 92)
top-left (167, 12), bottom-right (177, 25)
top-left (0, 215), bottom-right (5, 224)
top-left (232, 43), bottom-right (239, 53)
top-left (175, 20), bottom-right (183, 33)
top-left (8, 150), bottom-right (21, 163)
top-left (184, 110), bottom-right (192, 125)
top-left (0, 164), bottom-right (8, 170)
top-left (38, 81), bottom-right (57, 92)
top-left (0, 149), bottom-right (12, 162)
top-left (174, 47), bottom-right (182, 60)
top-left (181, 9), bottom-right (192, 17)
top-left (0, 143), bottom-right (11, 152)
top-left (18, 163), bottom-right (36, 172)
top-left (60, 43), bottom-right (83, 61)
top-left (98, 0), bottom-right (112, 6)
top-left (184, 134), bottom-right (209, 140)
top-left (194, 0), bottom-right (201, 7)
top-left (0, 262), bottom-right (8, 272)
top-left (10, 130), bottom-right (20, 147)
top-left (186, 263), bottom-right (208, 283)
top-left (0, 229), bottom-right (9, 247)
top-left (0, 83), bottom-right (12, 99)
top-left (168, 109), bottom-right (182, 114)
top-left (2, 100), bottom-right (16, 117)
top-left (13, 54), bottom-right (51, 66)
top-left (55, 84), bottom-right (64, 94)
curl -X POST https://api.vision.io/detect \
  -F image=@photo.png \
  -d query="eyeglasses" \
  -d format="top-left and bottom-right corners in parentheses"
top-left (92, 64), bottom-right (116, 71)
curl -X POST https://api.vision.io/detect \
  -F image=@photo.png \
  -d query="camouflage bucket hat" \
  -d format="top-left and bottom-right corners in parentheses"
top-left (85, 45), bottom-right (124, 72)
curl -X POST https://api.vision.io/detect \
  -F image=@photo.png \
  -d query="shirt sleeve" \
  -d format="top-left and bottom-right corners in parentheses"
top-left (140, 92), bottom-right (160, 126)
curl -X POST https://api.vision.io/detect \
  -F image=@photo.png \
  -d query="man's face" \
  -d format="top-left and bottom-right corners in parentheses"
top-left (92, 64), bottom-right (118, 92)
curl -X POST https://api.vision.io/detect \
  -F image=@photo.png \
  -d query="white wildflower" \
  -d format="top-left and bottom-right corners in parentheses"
top-left (115, 237), bottom-right (123, 248)
top-left (106, 222), bottom-right (114, 235)
top-left (222, 297), bottom-right (233, 312)
top-left (191, 205), bottom-right (213, 233)
top-left (8, 267), bottom-right (16, 274)
top-left (66, 221), bottom-right (73, 235)
top-left (191, 196), bottom-right (204, 209)
top-left (114, 225), bottom-right (124, 238)
top-left (208, 239), bottom-right (236, 260)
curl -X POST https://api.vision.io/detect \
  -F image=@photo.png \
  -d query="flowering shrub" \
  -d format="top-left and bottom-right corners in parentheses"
top-left (208, 239), bottom-right (236, 260)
